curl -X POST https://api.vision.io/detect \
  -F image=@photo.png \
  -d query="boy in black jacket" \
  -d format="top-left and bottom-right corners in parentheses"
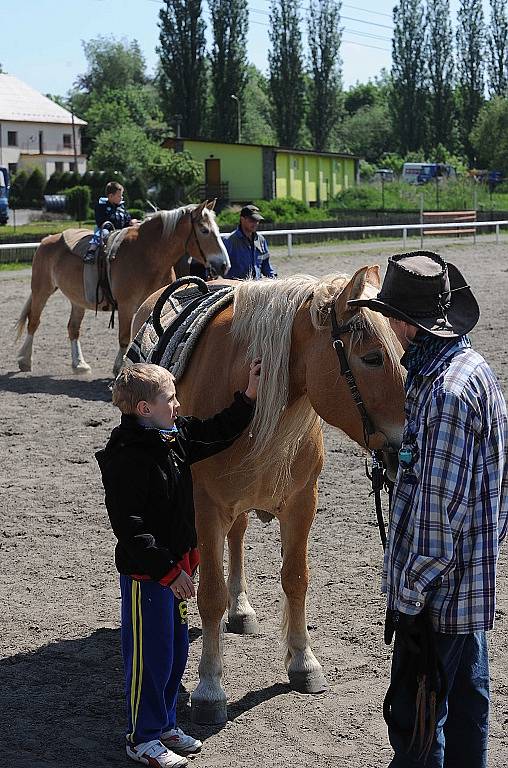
top-left (96, 361), bottom-right (260, 768)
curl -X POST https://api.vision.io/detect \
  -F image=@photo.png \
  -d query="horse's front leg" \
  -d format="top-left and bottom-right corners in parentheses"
top-left (68, 302), bottom-right (91, 373)
top-left (226, 511), bottom-right (258, 634)
top-left (113, 304), bottom-right (133, 375)
top-left (279, 483), bottom-right (327, 694)
top-left (191, 497), bottom-right (229, 724)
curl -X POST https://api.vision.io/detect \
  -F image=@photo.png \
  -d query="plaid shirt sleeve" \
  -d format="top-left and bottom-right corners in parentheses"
top-left (396, 389), bottom-right (479, 615)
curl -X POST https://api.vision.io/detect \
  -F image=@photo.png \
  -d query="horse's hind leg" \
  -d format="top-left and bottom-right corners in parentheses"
top-left (226, 511), bottom-right (259, 634)
top-left (68, 303), bottom-right (91, 373)
top-left (113, 304), bottom-right (134, 375)
top-left (279, 484), bottom-right (327, 694)
top-left (17, 276), bottom-right (56, 372)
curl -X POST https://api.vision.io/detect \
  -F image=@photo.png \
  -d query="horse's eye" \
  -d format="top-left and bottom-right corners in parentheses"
top-left (361, 350), bottom-right (383, 367)
top-left (200, 227), bottom-right (209, 235)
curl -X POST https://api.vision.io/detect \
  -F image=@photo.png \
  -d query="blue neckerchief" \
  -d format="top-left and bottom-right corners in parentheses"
top-left (141, 423), bottom-right (179, 441)
top-left (402, 332), bottom-right (451, 392)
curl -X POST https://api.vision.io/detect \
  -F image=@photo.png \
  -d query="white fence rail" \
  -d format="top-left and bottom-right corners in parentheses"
top-left (1, 219), bottom-right (508, 262)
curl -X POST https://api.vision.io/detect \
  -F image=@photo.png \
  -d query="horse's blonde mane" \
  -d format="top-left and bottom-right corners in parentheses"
top-left (141, 205), bottom-right (218, 242)
top-left (231, 274), bottom-right (403, 494)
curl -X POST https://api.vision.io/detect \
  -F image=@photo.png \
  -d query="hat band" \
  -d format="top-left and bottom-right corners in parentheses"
top-left (379, 292), bottom-right (451, 318)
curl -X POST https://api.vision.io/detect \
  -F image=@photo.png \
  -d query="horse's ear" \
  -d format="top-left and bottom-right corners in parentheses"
top-left (335, 265), bottom-right (380, 314)
top-left (191, 200), bottom-right (207, 221)
top-left (206, 198), bottom-right (217, 211)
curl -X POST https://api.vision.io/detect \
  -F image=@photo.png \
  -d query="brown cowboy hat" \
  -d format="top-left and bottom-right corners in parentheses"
top-left (348, 251), bottom-right (479, 338)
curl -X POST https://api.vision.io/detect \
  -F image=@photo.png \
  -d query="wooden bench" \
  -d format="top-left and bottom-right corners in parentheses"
top-left (422, 210), bottom-right (477, 238)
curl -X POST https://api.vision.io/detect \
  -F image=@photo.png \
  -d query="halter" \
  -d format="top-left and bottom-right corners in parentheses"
top-left (184, 212), bottom-right (208, 266)
top-left (329, 301), bottom-right (389, 548)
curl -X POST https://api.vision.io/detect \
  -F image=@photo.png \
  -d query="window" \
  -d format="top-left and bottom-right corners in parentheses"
top-left (55, 161), bottom-right (63, 173)
top-left (7, 131), bottom-right (17, 146)
top-left (8, 163), bottom-right (17, 174)
top-left (63, 134), bottom-right (72, 148)
top-left (69, 162), bottom-right (75, 171)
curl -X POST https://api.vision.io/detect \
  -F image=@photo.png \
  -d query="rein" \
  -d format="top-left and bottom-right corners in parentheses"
top-left (184, 214), bottom-right (207, 266)
top-left (329, 303), bottom-right (390, 548)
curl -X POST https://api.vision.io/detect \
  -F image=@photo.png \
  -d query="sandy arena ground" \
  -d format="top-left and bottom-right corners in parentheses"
top-left (1, 238), bottom-right (507, 767)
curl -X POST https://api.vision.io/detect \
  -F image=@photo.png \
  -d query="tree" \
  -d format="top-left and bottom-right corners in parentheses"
top-left (470, 97), bottom-right (508, 173)
top-left (268, 0), bottom-right (305, 147)
top-left (456, 0), bottom-right (485, 164)
top-left (425, 0), bottom-right (455, 150)
top-left (209, 0), bottom-right (249, 142)
top-left (391, 0), bottom-right (427, 154)
top-left (23, 169), bottom-right (46, 208)
top-left (149, 150), bottom-right (202, 207)
top-left (158, 0), bottom-right (207, 138)
top-left (242, 66), bottom-right (277, 145)
top-left (488, 0), bottom-right (508, 96)
top-left (306, 0), bottom-right (342, 151)
top-left (76, 36), bottom-right (146, 95)
top-left (90, 124), bottom-right (160, 179)
top-left (344, 82), bottom-right (380, 115)
top-left (8, 171), bottom-right (28, 209)
top-left (334, 103), bottom-right (393, 162)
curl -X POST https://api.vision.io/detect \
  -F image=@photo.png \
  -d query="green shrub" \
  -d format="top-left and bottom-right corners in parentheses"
top-left (64, 185), bottom-right (91, 221)
top-left (23, 168), bottom-right (46, 207)
top-left (129, 208), bottom-right (145, 220)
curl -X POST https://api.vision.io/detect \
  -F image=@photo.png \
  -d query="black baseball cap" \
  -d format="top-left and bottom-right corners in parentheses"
top-left (240, 204), bottom-right (264, 221)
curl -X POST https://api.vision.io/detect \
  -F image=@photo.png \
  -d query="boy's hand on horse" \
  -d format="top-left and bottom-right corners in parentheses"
top-left (170, 570), bottom-right (196, 600)
top-left (245, 358), bottom-right (262, 401)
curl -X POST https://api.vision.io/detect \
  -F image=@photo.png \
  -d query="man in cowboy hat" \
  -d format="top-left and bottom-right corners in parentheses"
top-left (349, 251), bottom-right (508, 768)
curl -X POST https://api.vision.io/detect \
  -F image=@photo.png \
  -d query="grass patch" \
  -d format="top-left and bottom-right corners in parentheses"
top-left (0, 261), bottom-right (32, 271)
top-left (0, 220), bottom-right (94, 239)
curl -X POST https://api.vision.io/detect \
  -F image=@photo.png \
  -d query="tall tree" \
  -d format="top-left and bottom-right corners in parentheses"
top-left (306, 0), bottom-right (342, 151)
top-left (456, 0), bottom-right (485, 164)
top-left (391, 0), bottom-right (427, 154)
top-left (76, 37), bottom-right (146, 95)
top-left (209, 0), bottom-right (249, 142)
top-left (268, 0), bottom-right (305, 147)
top-left (425, 0), bottom-right (455, 150)
top-left (158, 0), bottom-right (207, 138)
top-left (488, 0), bottom-right (508, 96)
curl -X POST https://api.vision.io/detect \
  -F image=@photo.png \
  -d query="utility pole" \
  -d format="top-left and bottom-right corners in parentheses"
top-left (71, 108), bottom-right (78, 173)
top-left (230, 94), bottom-right (241, 143)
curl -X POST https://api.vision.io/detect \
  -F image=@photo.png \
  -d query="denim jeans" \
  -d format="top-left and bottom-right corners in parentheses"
top-left (387, 631), bottom-right (489, 768)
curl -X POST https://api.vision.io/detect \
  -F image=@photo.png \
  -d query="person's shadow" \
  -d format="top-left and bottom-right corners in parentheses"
top-left (0, 627), bottom-right (288, 767)
top-left (0, 372), bottom-right (113, 402)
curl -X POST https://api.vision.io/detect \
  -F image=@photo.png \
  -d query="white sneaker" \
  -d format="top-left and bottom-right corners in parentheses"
top-left (126, 739), bottom-right (188, 767)
top-left (161, 727), bottom-right (203, 755)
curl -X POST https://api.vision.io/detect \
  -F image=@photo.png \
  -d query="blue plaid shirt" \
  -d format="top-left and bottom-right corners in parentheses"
top-left (382, 337), bottom-right (508, 632)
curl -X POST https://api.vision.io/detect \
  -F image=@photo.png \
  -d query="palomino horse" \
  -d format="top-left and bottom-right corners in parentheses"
top-left (15, 201), bottom-right (229, 375)
top-left (131, 266), bottom-right (405, 724)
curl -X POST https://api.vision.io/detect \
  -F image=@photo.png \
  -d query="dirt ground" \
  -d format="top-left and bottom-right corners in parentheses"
top-left (1, 239), bottom-right (507, 768)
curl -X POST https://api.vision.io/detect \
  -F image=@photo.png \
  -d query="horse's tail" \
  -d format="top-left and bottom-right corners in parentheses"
top-left (15, 294), bottom-right (32, 340)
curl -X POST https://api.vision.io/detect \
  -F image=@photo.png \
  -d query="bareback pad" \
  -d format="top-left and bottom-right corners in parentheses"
top-left (127, 279), bottom-right (235, 382)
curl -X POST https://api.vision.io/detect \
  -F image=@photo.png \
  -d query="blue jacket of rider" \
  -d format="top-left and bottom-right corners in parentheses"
top-left (95, 197), bottom-right (132, 230)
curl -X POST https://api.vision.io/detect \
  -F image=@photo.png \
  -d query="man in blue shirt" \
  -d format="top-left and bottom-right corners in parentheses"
top-left (223, 205), bottom-right (275, 280)
top-left (349, 251), bottom-right (507, 768)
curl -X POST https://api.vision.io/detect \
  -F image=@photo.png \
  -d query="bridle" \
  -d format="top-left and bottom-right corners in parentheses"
top-left (184, 213), bottom-right (208, 266)
top-left (329, 301), bottom-right (391, 548)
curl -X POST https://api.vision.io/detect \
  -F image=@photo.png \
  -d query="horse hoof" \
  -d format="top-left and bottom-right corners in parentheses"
top-left (288, 669), bottom-right (328, 694)
top-left (226, 614), bottom-right (259, 635)
top-left (72, 362), bottom-right (91, 374)
top-left (190, 698), bottom-right (228, 725)
top-left (18, 360), bottom-right (32, 372)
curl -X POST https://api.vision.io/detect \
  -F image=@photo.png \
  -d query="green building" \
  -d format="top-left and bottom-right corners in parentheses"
top-left (163, 137), bottom-right (359, 206)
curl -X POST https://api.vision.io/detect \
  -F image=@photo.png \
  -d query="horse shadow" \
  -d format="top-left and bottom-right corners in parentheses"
top-left (0, 627), bottom-right (289, 768)
top-left (0, 372), bottom-right (113, 402)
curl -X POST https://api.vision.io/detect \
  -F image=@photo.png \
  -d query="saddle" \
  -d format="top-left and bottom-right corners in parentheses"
top-left (127, 277), bottom-right (235, 382)
top-left (62, 228), bottom-right (129, 323)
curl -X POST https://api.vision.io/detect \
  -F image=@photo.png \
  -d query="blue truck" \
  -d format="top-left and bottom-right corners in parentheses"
top-left (0, 166), bottom-right (10, 225)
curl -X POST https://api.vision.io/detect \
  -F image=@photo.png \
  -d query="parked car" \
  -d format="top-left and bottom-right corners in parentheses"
top-left (0, 166), bottom-right (10, 225)
top-left (402, 162), bottom-right (456, 184)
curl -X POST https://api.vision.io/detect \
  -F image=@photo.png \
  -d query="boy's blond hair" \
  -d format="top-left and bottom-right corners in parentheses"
top-left (112, 363), bottom-right (174, 414)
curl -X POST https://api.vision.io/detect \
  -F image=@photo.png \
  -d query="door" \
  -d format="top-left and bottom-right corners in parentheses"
top-left (205, 158), bottom-right (221, 195)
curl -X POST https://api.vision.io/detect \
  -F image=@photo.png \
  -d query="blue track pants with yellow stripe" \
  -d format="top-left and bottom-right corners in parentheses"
top-left (120, 575), bottom-right (189, 746)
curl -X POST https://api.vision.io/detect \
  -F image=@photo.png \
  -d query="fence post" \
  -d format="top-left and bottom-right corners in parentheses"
top-left (496, 222), bottom-right (500, 244)
top-left (420, 193), bottom-right (424, 249)
top-left (287, 232), bottom-right (293, 258)
top-left (402, 227), bottom-right (407, 248)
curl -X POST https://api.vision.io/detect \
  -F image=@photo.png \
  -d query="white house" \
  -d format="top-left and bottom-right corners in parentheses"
top-left (0, 74), bottom-right (87, 179)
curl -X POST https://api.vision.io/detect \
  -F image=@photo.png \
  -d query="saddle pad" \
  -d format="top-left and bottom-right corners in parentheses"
top-left (127, 282), bottom-right (235, 382)
top-left (62, 228), bottom-right (93, 258)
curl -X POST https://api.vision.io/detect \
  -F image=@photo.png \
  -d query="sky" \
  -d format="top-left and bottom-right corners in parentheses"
top-left (1, 0), bottom-right (481, 100)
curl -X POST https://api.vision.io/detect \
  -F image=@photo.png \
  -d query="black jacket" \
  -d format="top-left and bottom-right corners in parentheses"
top-left (95, 392), bottom-right (254, 580)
